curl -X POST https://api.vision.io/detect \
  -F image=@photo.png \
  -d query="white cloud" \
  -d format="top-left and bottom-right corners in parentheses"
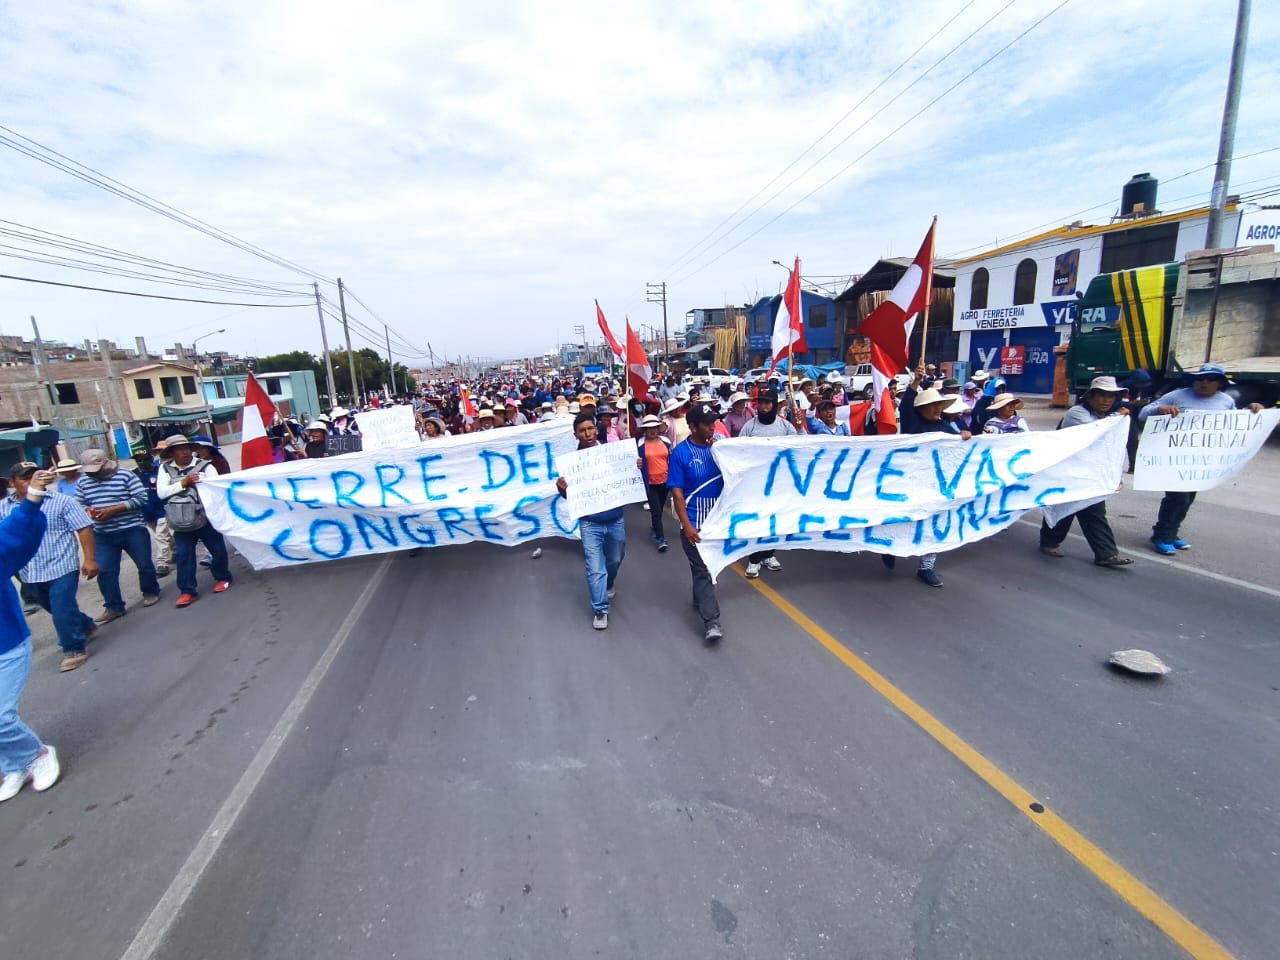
top-left (0, 0), bottom-right (1276, 365)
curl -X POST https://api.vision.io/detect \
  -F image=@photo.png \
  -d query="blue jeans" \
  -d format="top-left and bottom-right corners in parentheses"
top-left (95, 525), bottom-right (161, 612)
top-left (30, 570), bottom-right (96, 654)
top-left (581, 517), bottom-right (626, 614)
top-left (0, 638), bottom-right (41, 775)
top-left (174, 524), bottom-right (232, 596)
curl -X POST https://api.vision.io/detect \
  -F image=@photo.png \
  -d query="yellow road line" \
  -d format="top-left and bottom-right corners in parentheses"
top-left (740, 572), bottom-right (1235, 960)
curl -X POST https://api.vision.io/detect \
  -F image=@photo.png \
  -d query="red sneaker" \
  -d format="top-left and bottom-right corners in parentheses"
top-left (213, 581), bottom-right (231, 594)
top-left (175, 593), bottom-right (198, 608)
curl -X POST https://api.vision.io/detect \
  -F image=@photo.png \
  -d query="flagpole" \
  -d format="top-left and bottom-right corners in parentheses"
top-left (916, 216), bottom-right (938, 370)
top-left (622, 319), bottom-right (630, 439)
top-left (788, 258), bottom-right (798, 426)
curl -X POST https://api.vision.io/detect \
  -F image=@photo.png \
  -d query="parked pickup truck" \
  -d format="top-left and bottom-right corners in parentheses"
top-left (1066, 246), bottom-right (1280, 406)
top-left (843, 363), bottom-right (912, 399)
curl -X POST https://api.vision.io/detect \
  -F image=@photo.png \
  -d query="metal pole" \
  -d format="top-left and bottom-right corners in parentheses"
top-left (337, 278), bottom-right (359, 405)
top-left (313, 282), bottom-right (338, 408)
top-left (384, 325), bottom-right (399, 398)
top-left (1206, 0), bottom-right (1250, 249)
top-left (30, 315), bottom-right (63, 424)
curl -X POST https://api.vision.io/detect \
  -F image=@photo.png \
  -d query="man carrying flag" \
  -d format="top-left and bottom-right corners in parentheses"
top-left (855, 219), bottom-right (937, 435)
top-left (767, 257), bottom-right (807, 381)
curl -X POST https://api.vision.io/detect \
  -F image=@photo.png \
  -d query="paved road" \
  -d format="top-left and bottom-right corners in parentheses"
top-left (2, 432), bottom-right (1277, 959)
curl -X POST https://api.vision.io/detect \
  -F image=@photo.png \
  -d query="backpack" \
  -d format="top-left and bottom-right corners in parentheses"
top-left (162, 461), bottom-right (208, 532)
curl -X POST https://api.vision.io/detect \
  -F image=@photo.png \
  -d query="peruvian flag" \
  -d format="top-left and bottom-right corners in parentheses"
top-left (239, 373), bottom-right (278, 469)
top-left (460, 387), bottom-right (478, 420)
top-left (595, 300), bottom-right (624, 360)
top-left (856, 220), bottom-right (936, 433)
top-left (768, 257), bottom-right (806, 374)
top-left (624, 317), bottom-right (652, 402)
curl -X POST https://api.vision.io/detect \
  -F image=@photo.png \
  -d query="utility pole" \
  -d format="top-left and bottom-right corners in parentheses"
top-left (646, 281), bottom-right (668, 370)
top-left (337, 278), bottom-right (359, 405)
top-left (1206, 0), bottom-right (1250, 249)
top-left (384, 324), bottom-right (397, 398)
top-left (30, 315), bottom-right (63, 425)
top-left (313, 282), bottom-right (338, 408)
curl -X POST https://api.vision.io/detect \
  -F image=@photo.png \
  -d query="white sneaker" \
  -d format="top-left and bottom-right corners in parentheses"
top-left (28, 746), bottom-right (59, 792)
top-left (0, 770), bottom-right (26, 802)
top-left (762, 557), bottom-right (783, 572)
top-left (593, 612), bottom-right (608, 630)
top-left (744, 562), bottom-right (761, 579)
top-left (607, 586), bottom-right (617, 600)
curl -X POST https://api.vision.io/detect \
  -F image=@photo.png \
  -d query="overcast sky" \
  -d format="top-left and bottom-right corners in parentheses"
top-left (1, 0), bottom-right (1277, 367)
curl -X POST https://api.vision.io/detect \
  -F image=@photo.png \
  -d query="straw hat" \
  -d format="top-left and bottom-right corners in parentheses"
top-left (638, 414), bottom-right (663, 429)
top-left (912, 388), bottom-right (948, 408)
top-left (987, 394), bottom-right (1021, 412)
top-left (55, 458), bottom-right (80, 473)
top-left (728, 391), bottom-right (749, 406)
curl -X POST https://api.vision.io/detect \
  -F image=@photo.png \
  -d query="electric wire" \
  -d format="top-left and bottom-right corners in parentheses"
top-left (0, 124), bottom-right (330, 283)
top-left (667, 0), bottom-right (1075, 287)
top-left (661, 0), bottom-right (988, 274)
top-left (0, 272), bottom-right (313, 307)
top-left (0, 218), bottom-right (312, 294)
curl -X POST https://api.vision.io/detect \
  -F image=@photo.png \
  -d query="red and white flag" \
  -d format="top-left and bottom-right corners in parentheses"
top-left (595, 300), bottom-right (624, 360)
top-left (768, 257), bottom-right (806, 374)
top-left (856, 220), bottom-right (936, 433)
top-left (624, 317), bottom-right (652, 402)
top-left (239, 372), bottom-right (278, 470)
top-left (460, 387), bottom-right (478, 420)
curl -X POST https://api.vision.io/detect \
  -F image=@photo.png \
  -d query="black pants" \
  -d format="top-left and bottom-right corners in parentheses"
top-left (748, 550), bottom-right (775, 563)
top-left (646, 482), bottom-right (668, 540)
top-left (1040, 501), bottom-right (1118, 560)
top-left (1153, 491), bottom-right (1197, 542)
top-left (680, 533), bottom-right (720, 627)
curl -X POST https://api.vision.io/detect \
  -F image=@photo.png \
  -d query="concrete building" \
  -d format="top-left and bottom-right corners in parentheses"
top-left (952, 196), bottom-right (1243, 394)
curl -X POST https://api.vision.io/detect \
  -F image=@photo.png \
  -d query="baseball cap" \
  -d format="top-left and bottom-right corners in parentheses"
top-left (78, 449), bottom-right (114, 474)
top-left (9, 461), bottom-right (39, 480)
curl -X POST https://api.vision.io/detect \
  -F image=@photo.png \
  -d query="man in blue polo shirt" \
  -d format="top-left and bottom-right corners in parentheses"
top-left (669, 404), bottom-right (725, 645)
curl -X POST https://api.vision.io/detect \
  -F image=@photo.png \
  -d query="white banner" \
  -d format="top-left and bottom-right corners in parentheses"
top-left (354, 405), bottom-right (419, 451)
top-left (558, 441), bottom-right (645, 520)
top-left (1133, 409), bottom-right (1278, 491)
top-left (695, 417), bottom-right (1128, 580)
top-left (200, 420), bottom-right (579, 568)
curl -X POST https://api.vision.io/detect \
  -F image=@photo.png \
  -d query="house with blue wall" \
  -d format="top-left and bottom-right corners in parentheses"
top-left (745, 291), bottom-right (838, 367)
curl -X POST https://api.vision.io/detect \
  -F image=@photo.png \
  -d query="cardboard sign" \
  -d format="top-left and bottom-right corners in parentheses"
top-left (1133, 409), bottom-right (1278, 491)
top-left (557, 440), bottom-right (646, 520)
top-left (354, 406), bottom-right (419, 451)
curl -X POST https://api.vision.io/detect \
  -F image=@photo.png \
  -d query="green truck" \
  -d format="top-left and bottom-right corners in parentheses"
top-left (1066, 247), bottom-right (1280, 406)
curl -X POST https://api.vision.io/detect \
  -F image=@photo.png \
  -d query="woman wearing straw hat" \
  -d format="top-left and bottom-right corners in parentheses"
top-left (981, 394), bottom-right (1030, 434)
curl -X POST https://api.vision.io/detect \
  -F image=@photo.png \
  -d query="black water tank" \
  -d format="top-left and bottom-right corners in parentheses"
top-left (1121, 173), bottom-right (1158, 217)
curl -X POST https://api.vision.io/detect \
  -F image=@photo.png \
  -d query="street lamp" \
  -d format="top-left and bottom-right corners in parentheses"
top-left (191, 328), bottom-right (225, 432)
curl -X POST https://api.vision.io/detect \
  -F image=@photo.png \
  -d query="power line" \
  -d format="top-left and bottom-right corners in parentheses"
top-left (941, 146), bottom-right (1280, 258)
top-left (661, 0), bottom-right (987, 275)
top-left (0, 272), bottom-right (314, 306)
top-left (0, 218), bottom-right (312, 294)
top-left (668, 0), bottom-right (1075, 286)
top-left (0, 123), bottom-right (330, 283)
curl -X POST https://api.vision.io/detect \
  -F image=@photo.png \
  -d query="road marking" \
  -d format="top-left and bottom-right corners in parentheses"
top-left (118, 556), bottom-right (393, 960)
top-left (741, 572), bottom-right (1236, 960)
top-left (1014, 518), bottom-right (1280, 600)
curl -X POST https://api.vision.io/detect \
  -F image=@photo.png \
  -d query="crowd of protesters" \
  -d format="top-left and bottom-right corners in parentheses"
top-left (1, 360), bottom-right (1264, 801)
